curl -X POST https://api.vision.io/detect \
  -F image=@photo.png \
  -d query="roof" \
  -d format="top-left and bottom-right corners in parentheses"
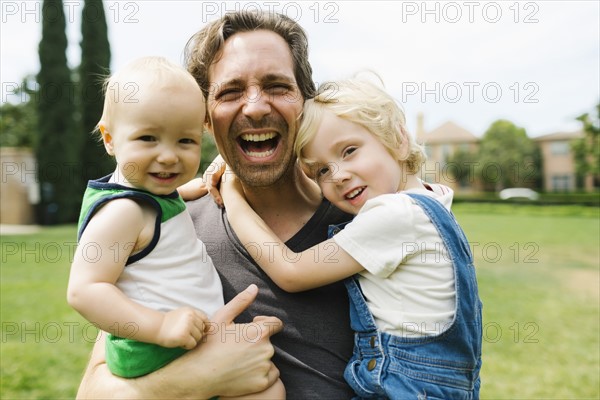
top-left (417, 121), bottom-right (479, 144)
top-left (533, 130), bottom-right (585, 142)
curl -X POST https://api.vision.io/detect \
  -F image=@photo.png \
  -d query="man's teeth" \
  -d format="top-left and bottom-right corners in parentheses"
top-left (240, 132), bottom-right (276, 142)
top-left (240, 132), bottom-right (277, 158)
top-left (346, 187), bottom-right (365, 199)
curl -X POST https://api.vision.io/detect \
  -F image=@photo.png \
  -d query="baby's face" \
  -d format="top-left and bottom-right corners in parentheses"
top-left (105, 77), bottom-right (206, 195)
top-left (303, 110), bottom-right (404, 215)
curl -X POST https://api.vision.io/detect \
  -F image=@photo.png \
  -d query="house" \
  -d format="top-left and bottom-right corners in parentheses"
top-left (533, 130), bottom-right (593, 192)
top-left (415, 114), bottom-right (480, 192)
top-left (0, 147), bottom-right (38, 225)
top-left (415, 114), bottom-right (593, 193)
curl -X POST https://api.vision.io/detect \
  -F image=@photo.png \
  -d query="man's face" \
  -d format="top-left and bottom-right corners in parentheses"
top-left (206, 30), bottom-right (304, 187)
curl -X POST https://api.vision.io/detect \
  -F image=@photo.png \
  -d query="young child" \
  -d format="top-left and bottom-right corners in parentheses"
top-left (67, 56), bottom-right (284, 398)
top-left (221, 78), bottom-right (482, 399)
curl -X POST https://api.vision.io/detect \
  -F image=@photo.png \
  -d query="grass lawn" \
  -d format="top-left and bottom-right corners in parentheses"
top-left (453, 203), bottom-right (600, 399)
top-left (1, 225), bottom-right (91, 399)
top-left (1, 204), bottom-right (599, 399)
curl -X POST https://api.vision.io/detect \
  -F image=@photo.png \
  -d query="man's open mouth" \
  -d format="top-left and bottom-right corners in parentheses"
top-left (237, 132), bottom-right (280, 158)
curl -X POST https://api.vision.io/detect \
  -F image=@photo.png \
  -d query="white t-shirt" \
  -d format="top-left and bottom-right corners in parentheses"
top-left (333, 184), bottom-right (456, 337)
top-left (117, 210), bottom-right (224, 318)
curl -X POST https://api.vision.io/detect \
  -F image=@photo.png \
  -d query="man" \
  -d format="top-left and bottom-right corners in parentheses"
top-left (76, 11), bottom-right (354, 399)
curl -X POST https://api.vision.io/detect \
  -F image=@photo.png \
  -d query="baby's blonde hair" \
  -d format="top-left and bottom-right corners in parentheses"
top-left (295, 77), bottom-right (426, 175)
top-left (96, 56), bottom-right (202, 136)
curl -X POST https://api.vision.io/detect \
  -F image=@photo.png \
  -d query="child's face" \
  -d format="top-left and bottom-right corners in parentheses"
top-left (103, 79), bottom-right (205, 195)
top-left (304, 110), bottom-right (404, 215)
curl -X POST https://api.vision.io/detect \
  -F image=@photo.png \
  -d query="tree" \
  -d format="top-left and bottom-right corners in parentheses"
top-left (446, 148), bottom-right (479, 189)
top-left (477, 120), bottom-right (541, 192)
top-left (572, 103), bottom-right (600, 189)
top-left (0, 78), bottom-right (38, 148)
top-left (37, 0), bottom-right (80, 224)
top-left (200, 133), bottom-right (219, 173)
top-left (79, 0), bottom-right (113, 186)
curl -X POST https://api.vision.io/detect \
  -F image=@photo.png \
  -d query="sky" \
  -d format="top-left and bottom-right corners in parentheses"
top-left (1, 0), bottom-right (599, 138)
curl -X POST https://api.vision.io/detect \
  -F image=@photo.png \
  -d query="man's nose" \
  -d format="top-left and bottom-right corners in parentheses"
top-left (242, 85), bottom-right (271, 121)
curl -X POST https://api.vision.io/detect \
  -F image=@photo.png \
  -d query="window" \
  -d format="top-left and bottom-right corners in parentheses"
top-left (550, 141), bottom-right (569, 155)
top-left (551, 175), bottom-right (572, 192)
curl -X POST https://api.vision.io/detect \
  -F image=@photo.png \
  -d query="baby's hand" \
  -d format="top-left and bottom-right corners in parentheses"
top-left (158, 307), bottom-right (208, 349)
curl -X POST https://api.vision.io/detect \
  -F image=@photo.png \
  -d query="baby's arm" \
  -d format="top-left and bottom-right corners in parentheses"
top-left (221, 179), bottom-right (364, 292)
top-left (67, 198), bottom-right (206, 349)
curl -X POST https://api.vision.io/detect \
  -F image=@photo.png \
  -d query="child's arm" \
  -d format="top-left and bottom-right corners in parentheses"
top-left (221, 178), bottom-right (364, 293)
top-left (67, 198), bottom-right (207, 349)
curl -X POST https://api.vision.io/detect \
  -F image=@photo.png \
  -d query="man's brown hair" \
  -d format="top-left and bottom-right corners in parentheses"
top-left (184, 10), bottom-right (316, 101)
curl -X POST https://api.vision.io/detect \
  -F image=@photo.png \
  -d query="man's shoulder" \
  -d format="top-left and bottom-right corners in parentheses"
top-left (185, 196), bottom-right (224, 231)
top-left (287, 200), bottom-right (352, 250)
top-left (317, 199), bottom-right (353, 225)
top-left (185, 195), bottom-right (217, 216)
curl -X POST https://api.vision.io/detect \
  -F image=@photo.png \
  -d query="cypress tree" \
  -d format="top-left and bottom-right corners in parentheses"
top-left (37, 0), bottom-right (79, 224)
top-left (79, 0), bottom-right (112, 186)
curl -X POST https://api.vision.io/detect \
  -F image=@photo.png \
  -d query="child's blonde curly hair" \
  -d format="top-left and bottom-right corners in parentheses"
top-left (295, 77), bottom-right (426, 176)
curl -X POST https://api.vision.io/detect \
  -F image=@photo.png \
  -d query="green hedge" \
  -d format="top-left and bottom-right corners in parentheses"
top-left (454, 192), bottom-right (599, 206)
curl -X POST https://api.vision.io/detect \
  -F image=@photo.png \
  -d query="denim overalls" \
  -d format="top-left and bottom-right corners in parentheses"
top-left (330, 193), bottom-right (483, 399)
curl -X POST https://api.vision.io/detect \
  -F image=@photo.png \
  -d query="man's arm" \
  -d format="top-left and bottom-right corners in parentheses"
top-left (77, 285), bottom-right (282, 399)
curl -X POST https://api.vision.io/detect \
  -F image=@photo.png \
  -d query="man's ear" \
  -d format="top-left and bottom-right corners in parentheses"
top-left (99, 123), bottom-right (115, 156)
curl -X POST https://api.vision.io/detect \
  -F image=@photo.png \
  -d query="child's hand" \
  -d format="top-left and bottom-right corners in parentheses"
top-left (202, 154), bottom-right (227, 207)
top-left (177, 155), bottom-right (230, 202)
top-left (158, 307), bottom-right (208, 349)
top-left (178, 178), bottom-right (209, 201)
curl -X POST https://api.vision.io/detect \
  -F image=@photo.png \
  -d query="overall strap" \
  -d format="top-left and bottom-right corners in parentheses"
top-left (328, 221), bottom-right (379, 332)
top-left (344, 276), bottom-right (379, 332)
top-left (404, 193), bottom-right (473, 263)
top-left (404, 193), bottom-right (481, 334)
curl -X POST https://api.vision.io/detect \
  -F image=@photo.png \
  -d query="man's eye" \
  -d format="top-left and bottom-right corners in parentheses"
top-left (266, 84), bottom-right (290, 94)
top-left (217, 89), bottom-right (242, 101)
